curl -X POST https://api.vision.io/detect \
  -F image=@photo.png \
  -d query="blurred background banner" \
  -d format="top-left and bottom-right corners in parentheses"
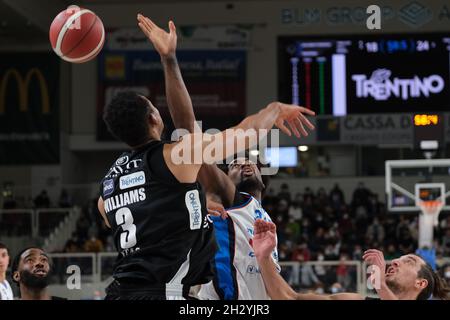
top-left (97, 25), bottom-right (249, 141)
top-left (0, 53), bottom-right (60, 164)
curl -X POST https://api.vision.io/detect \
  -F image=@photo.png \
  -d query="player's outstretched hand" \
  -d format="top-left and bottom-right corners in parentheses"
top-left (253, 219), bottom-right (277, 259)
top-left (137, 13), bottom-right (177, 58)
top-left (272, 102), bottom-right (315, 138)
top-left (363, 249), bottom-right (387, 289)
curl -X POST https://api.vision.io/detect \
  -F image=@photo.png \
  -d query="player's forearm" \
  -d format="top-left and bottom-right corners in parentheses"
top-left (376, 282), bottom-right (399, 300)
top-left (257, 256), bottom-right (297, 300)
top-left (236, 102), bottom-right (281, 134)
top-left (161, 55), bottom-right (198, 133)
top-left (217, 102), bottom-right (281, 158)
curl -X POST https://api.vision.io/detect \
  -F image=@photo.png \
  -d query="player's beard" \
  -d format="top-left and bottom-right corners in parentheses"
top-left (20, 270), bottom-right (50, 289)
top-left (385, 277), bottom-right (404, 295)
top-left (237, 175), bottom-right (264, 195)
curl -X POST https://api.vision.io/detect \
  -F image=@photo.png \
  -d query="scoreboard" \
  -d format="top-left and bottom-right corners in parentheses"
top-left (413, 114), bottom-right (444, 150)
top-left (278, 33), bottom-right (450, 116)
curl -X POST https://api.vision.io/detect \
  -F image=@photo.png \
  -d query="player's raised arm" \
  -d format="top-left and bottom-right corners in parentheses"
top-left (138, 14), bottom-right (237, 206)
top-left (164, 102), bottom-right (315, 183)
top-left (137, 14), bottom-right (198, 133)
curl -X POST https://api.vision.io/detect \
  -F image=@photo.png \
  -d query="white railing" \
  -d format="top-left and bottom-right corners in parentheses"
top-left (48, 253), bottom-right (367, 293)
top-left (279, 260), bottom-right (363, 293)
top-left (44, 254), bottom-right (450, 300)
top-left (97, 252), bottom-right (117, 283)
top-left (48, 252), bottom-right (98, 283)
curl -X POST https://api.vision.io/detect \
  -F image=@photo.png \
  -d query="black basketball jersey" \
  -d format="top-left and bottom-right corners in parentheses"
top-left (99, 140), bottom-right (216, 288)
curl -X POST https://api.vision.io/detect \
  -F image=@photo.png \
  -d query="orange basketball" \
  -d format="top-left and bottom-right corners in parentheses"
top-left (49, 6), bottom-right (105, 63)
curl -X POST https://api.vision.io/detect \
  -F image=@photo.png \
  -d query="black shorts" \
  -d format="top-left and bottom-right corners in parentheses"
top-left (104, 279), bottom-right (197, 300)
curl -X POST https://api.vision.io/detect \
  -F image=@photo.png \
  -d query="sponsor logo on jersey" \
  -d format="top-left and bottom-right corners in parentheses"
top-left (186, 190), bottom-right (202, 230)
top-left (103, 179), bottom-right (114, 197)
top-left (119, 171), bottom-right (146, 190)
top-left (105, 158), bottom-right (143, 178)
top-left (253, 207), bottom-right (271, 222)
top-left (104, 188), bottom-right (146, 213)
top-left (203, 215), bottom-right (212, 229)
top-left (246, 265), bottom-right (261, 274)
top-left (115, 156), bottom-right (129, 166)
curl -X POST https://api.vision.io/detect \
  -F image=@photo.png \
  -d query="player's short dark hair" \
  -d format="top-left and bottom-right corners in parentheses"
top-left (103, 91), bottom-right (152, 147)
top-left (11, 247), bottom-right (47, 280)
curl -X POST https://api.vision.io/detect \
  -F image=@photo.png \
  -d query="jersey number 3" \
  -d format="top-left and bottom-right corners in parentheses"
top-left (115, 207), bottom-right (137, 249)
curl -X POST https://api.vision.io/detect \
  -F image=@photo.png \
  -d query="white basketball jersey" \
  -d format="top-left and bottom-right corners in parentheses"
top-left (198, 192), bottom-right (279, 300)
top-left (0, 279), bottom-right (14, 300)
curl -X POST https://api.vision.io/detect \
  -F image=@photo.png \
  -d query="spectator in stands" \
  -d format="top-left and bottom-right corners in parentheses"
top-left (288, 197), bottom-right (302, 222)
top-left (338, 212), bottom-right (354, 243)
top-left (278, 243), bottom-right (292, 262)
top-left (310, 227), bottom-right (327, 252)
top-left (443, 266), bottom-right (450, 287)
top-left (300, 263), bottom-right (321, 289)
top-left (262, 188), bottom-right (277, 207)
top-left (314, 252), bottom-right (327, 283)
top-left (324, 242), bottom-right (340, 261)
top-left (368, 194), bottom-right (382, 216)
top-left (366, 217), bottom-right (385, 244)
top-left (303, 187), bottom-right (315, 208)
top-left (58, 189), bottom-right (72, 208)
top-left (291, 242), bottom-right (311, 262)
top-left (440, 217), bottom-right (450, 230)
top-left (316, 187), bottom-right (329, 207)
top-left (354, 205), bottom-right (369, 243)
top-left (34, 190), bottom-right (50, 208)
top-left (2, 183), bottom-right (17, 209)
top-left (300, 217), bottom-right (312, 240)
top-left (330, 183), bottom-right (345, 209)
top-left (441, 229), bottom-right (450, 255)
top-left (352, 182), bottom-right (372, 208)
top-left (352, 245), bottom-right (363, 261)
top-left (278, 183), bottom-right (291, 204)
top-left (384, 215), bottom-right (398, 244)
top-left (329, 282), bottom-right (344, 294)
top-left (336, 254), bottom-right (351, 290)
top-left (11, 247), bottom-right (65, 300)
top-left (276, 199), bottom-right (289, 223)
top-left (384, 244), bottom-right (400, 261)
top-left (75, 215), bottom-right (90, 240)
top-left (285, 217), bottom-right (301, 243)
top-left (63, 236), bottom-right (80, 253)
top-left (84, 236), bottom-right (104, 253)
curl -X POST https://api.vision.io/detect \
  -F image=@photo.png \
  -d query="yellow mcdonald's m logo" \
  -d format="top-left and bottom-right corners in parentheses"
top-left (0, 68), bottom-right (50, 115)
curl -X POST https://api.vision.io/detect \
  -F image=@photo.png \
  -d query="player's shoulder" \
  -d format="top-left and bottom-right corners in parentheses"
top-left (227, 192), bottom-right (253, 211)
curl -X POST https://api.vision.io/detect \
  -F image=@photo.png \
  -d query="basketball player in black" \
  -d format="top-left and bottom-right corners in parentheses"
top-left (252, 219), bottom-right (450, 300)
top-left (136, 14), bottom-right (315, 299)
top-left (98, 20), bottom-right (313, 301)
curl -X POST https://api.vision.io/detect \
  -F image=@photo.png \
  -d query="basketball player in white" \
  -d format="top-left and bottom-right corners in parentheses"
top-left (0, 243), bottom-right (14, 300)
top-left (137, 14), bottom-right (315, 299)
